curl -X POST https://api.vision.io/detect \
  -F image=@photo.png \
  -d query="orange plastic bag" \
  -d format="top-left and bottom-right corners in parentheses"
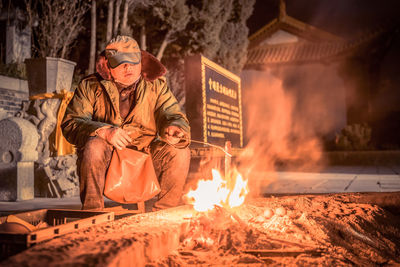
top-left (104, 148), bottom-right (160, 203)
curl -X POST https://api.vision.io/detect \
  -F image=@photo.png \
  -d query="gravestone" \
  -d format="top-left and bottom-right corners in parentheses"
top-left (185, 55), bottom-right (243, 148)
top-left (0, 117), bottom-right (39, 201)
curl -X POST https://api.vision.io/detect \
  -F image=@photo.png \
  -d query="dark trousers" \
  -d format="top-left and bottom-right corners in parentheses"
top-left (77, 137), bottom-right (190, 210)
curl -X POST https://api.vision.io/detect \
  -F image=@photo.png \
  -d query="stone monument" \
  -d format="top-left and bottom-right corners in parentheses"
top-left (16, 98), bottom-right (79, 198)
top-left (0, 117), bottom-right (39, 201)
top-left (185, 55), bottom-right (243, 148)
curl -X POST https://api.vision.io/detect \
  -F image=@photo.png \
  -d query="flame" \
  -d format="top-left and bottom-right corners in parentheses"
top-left (186, 169), bottom-right (249, 212)
top-left (228, 173), bottom-right (248, 207)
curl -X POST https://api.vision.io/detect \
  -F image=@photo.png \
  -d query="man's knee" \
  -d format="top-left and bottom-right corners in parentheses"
top-left (161, 144), bottom-right (191, 167)
top-left (170, 145), bottom-right (190, 161)
top-left (81, 137), bottom-right (113, 163)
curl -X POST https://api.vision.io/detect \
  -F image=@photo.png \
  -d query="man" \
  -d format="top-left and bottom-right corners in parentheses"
top-left (62, 35), bottom-right (191, 211)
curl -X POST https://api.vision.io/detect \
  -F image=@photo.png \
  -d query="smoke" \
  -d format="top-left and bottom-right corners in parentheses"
top-left (239, 65), bottom-right (346, 196)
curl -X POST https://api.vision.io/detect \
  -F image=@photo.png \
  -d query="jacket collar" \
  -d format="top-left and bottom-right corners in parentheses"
top-left (100, 77), bottom-right (145, 123)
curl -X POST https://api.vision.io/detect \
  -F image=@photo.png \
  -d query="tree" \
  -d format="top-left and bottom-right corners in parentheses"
top-left (88, 0), bottom-right (97, 74)
top-left (216, 0), bottom-right (255, 74)
top-left (106, 0), bottom-right (115, 42)
top-left (152, 0), bottom-right (190, 60)
top-left (161, 0), bottom-right (235, 106)
top-left (113, 0), bottom-right (122, 37)
top-left (126, 0), bottom-right (156, 50)
top-left (107, 0), bottom-right (149, 40)
top-left (183, 0), bottom-right (234, 59)
top-left (120, 0), bottom-right (132, 35)
top-left (25, 0), bottom-right (89, 58)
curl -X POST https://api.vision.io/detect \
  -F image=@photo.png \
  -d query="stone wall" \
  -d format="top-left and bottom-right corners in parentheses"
top-left (0, 75), bottom-right (29, 117)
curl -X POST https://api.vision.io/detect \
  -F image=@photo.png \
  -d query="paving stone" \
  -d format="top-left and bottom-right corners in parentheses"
top-left (346, 179), bottom-right (381, 192)
top-left (309, 179), bottom-right (353, 193)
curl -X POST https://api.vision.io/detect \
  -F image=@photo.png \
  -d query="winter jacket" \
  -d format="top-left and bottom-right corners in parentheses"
top-left (61, 51), bottom-right (190, 150)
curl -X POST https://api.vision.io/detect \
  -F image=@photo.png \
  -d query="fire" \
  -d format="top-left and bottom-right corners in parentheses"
top-left (228, 172), bottom-right (248, 207)
top-left (186, 169), bottom-right (249, 212)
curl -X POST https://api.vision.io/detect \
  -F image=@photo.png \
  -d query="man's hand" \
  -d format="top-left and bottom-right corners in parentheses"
top-left (162, 125), bottom-right (185, 145)
top-left (97, 127), bottom-right (132, 150)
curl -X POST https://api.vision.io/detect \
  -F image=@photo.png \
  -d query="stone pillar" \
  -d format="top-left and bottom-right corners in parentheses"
top-left (0, 117), bottom-right (39, 201)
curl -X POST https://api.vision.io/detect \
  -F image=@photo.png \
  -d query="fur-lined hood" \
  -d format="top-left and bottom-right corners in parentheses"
top-left (96, 50), bottom-right (167, 82)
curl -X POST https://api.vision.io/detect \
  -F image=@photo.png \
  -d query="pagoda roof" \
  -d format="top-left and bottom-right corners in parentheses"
top-left (245, 26), bottom-right (387, 69)
top-left (248, 0), bottom-right (343, 49)
top-left (249, 16), bottom-right (343, 49)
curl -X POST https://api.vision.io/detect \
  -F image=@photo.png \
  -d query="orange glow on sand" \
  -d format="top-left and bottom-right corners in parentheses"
top-left (186, 169), bottom-right (249, 212)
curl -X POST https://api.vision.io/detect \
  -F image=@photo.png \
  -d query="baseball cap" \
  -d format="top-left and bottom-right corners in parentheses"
top-left (105, 35), bottom-right (141, 68)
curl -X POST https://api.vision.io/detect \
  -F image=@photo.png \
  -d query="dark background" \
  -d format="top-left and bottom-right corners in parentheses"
top-left (247, 0), bottom-right (400, 38)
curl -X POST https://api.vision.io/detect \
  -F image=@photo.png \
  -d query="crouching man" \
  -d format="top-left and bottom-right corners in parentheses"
top-left (61, 35), bottom-right (190, 211)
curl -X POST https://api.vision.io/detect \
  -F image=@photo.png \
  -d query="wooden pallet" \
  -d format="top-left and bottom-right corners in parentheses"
top-left (0, 209), bottom-right (114, 259)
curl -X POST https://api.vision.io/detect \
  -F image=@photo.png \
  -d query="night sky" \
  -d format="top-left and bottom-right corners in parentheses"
top-left (247, 0), bottom-right (400, 38)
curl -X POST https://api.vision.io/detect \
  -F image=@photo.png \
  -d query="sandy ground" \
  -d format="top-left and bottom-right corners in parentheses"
top-left (2, 193), bottom-right (400, 266)
top-left (164, 193), bottom-right (400, 266)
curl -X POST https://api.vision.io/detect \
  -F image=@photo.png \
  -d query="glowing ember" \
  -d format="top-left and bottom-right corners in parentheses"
top-left (186, 169), bottom-right (249, 212)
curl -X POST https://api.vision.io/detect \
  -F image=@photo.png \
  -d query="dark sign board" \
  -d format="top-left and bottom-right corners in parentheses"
top-left (185, 55), bottom-right (243, 148)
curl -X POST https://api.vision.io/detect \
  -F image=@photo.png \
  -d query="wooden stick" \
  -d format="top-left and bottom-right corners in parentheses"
top-left (243, 249), bottom-right (323, 258)
top-left (184, 139), bottom-right (233, 157)
top-left (224, 141), bottom-right (232, 178)
top-left (214, 205), bottom-right (248, 229)
top-left (264, 236), bottom-right (314, 249)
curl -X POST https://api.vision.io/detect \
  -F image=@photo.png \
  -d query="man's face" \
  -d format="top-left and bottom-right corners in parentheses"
top-left (110, 63), bottom-right (141, 86)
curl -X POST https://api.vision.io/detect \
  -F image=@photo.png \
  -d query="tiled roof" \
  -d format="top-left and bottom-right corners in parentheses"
top-left (245, 25), bottom-right (388, 69)
top-left (245, 41), bottom-right (348, 68)
top-left (248, 15), bottom-right (343, 49)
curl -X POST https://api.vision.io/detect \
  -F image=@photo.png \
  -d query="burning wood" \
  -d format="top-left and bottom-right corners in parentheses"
top-left (179, 166), bottom-right (331, 264)
top-left (180, 166), bottom-right (251, 250)
top-left (185, 168), bottom-right (249, 212)
top-left (214, 205), bottom-right (248, 229)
